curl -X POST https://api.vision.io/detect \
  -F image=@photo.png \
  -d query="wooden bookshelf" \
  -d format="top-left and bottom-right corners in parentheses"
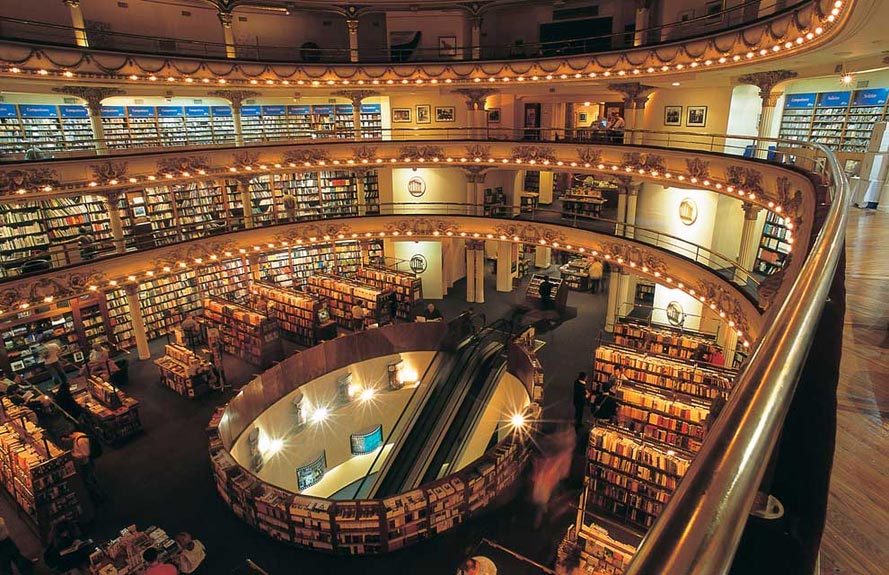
top-left (202, 297), bottom-right (282, 368)
top-left (250, 282), bottom-right (328, 347)
top-left (754, 211), bottom-right (791, 275)
top-left (306, 274), bottom-right (394, 328)
top-left (153, 344), bottom-right (213, 398)
top-left (197, 257), bottom-right (250, 304)
top-left (356, 267), bottom-right (423, 321)
top-left (612, 321), bottom-right (732, 369)
top-left (74, 375), bottom-right (142, 444)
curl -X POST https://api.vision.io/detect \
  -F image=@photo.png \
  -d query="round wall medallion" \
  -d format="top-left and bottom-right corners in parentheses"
top-left (409, 254), bottom-right (428, 274)
top-left (408, 175), bottom-right (426, 197)
top-left (666, 301), bottom-right (686, 327)
top-left (678, 198), bottom-right (698, 225)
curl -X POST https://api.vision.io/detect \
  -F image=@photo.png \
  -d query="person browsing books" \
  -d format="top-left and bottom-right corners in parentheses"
top-left (538, 276), bottom-right (554, 310)
top-left (175, 532), bottom-right (206, 574)
top-left (142, 547), bottom-right (177, 575)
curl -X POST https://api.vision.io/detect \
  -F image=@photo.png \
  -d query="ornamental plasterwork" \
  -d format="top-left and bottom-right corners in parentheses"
top-left (148, 240), bottom-right (237, 268)
top-left (156, 156), bottom-right (209, 176)
top-left (0, 168), bottom-right (59, 194)
top-left (490, 223), bottom-right (566, 244)
top-left (685, 158), bottom-right (711, 180)
top-left (233, 151), bottom-right (260, 169)
top-left (384, 218), bottom-right (460, 236)
top-left (622, 152), bottom-right (665, 173)
top-left (511, 146), bottom-right (556, 163)
top-left (352, 145), bottom-right (378, 162)
top-left (600, 241), bottom-right (668, 276)
top-left (90, 161), bottom-right (128, 184)
top-left (274, 222), bottom-right (351, 244)
top-left (398, 145), bottom-right (446, 159)
top-left (465, 145), bottom-right (491, 160)
top-left (725, 166), bottom-right (764, 194)
top-left (577, 148), bottom-right (603, 166)
top-left (696, 279), bottom-right (751, 336)
top-left (282, 149), bottom-right (332, 165)
top-left (0, 269), bottom-right (106, 310)
top-left (776, 176), bottom-right (804, 217)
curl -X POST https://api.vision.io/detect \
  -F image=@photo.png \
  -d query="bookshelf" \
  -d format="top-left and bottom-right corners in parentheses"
top-left (258, 242), bottom-right (361, 287)
top-left (201, 297), bottom-right (282, 368)
top-left (144, 185), bottom-right (179, 246)
top-left (286, 105), bottom-right (313, 138)
top-left (251, 282), bottom-right (327, 346)
top-left (173, 180), bottom-right (227, 240)
top-left (210, 106), bottom-right (236, 144)
top-left (153, 343), bottom-right (213, 398)
top-left (363, 171), bottom-right (380, 214)
top-left (483, 186), bottom-right (506, 217)
top-left (360, 103), bottom-right (383, 139)
top-left (364, 240), bottom-right (384, 265)
top-left (0, 399), bottom-right (85, 539)
top-left (573, 522), bottom-right (637, 575)
top-left (334, 104), bottom-right (354, 140)
top-left (197, 257), bottom-right (250, 304)
top-left (126, 106), bottom-right (161, 148)
top-left (0, 201), bottom-right (50, 272)
top-left (310, 105), bottom-right (336, 139)
top-left (356, 267), bottom-right (422, 321)
top-left (306, 274), bottom-right (395, 328)
top-left (138, 272), bottom-right (203, 341)
top-left (239, 106), bottom-right (264, 143)
top-left (778, 88), bottom-right (889, 153)
top-left (754, 211), bottom-right (791, 275)
top-left (320, 171), bottom-right (359, 218)
top-left (614, 386), bottom-right (708, 452)
top-left (19, 104), bottom-right (65, 155)
top-left (156, 106), bottom-right (188, 147)
top-left (0, 307), bottom-right (79, 384)
top-left (274, 172), bottom-right (321, 221)
top-left (634, 283), bottom-right (655, 307)
top-left (612, 321), bottom-right (730, 368)
top-left (59, 105), bottom-right (94, 151)
top-left (75, 375), bottom-right (142, 443)
top-left (261, 106), bottom-right (289, 141)
top-left (247, 175), bottom-right (276, 225)
top-left (99, 106), bottom-right (130, 149)
top-left (0, 104), bottom-right (23, 155)
top-left (184, 106), bottom-right (215, 146)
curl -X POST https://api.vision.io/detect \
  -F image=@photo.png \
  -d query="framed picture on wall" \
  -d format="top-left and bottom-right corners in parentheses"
top-left (439, 36), bottom-right (457, 57)
top-left (578, 112), bottom-right (588, 124)
top-left (664, 106), bottom-right (682, 126)
top-left (416, 104), bottom-right (431, 124)
top-left (435, 106), bottom-right (455, 122)
top-left (392, 108), bottom-right (412, 123)
top-left (686, 106), bottom-right (708, 127)
top-left (487, 108), bottom-right (501, 123)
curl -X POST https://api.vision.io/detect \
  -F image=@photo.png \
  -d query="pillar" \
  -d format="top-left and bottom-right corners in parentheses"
top-left (534, 246), bottom-right (551, 268)
top-left (466, 244), bottom-right (477, 303)
top-left (607, 83), bottom-right (655, 145)
top-left (633, 0), bottom-right (652, 47)
top-left (738, 70), bottom-right (798, 157)
top-left (209, 90), bottom-right (259, 147)
top-left (474, 247), bottom-right (485, 304)
top-left (333, 90), bottom-right (380, 140)
top-left (236, 177), bottom-right (254, 228)
top-left (736, 202), bottom-right (763, 284)
top-left (496, 241), bottom-right (514, 292)
top-left (64, 0), bottom-right (89, 47)
top-left (52, 86), bottom-right (125, 155)
top-left (720, 327), bottom-right (739, 370)
top-left (464, 170), bottom-right (486, 215)
top-left (347, 19), bottom-right (359, 63)
top-left (604, 269), bottom-right (621, 332)
top-left (633, 96), bottom-right (648, 145)
top-left (565, 102), bottom-right (575, 140)
top-left (470, 17), bottom-right (481, 59)
top-left (105, 192), bottom-right (126, 254)
top-left (615, 189), bottom-right (628, 236)
top-left (625, 182), bottom-right (640, 239)
top-left (465, 240), bottom-right (486, 303)
top-left (356, 171), bottom-right (367, 216)
top-left (125, 284), bottom-right (151, 360)
top-left (453, 89), bottom-right (497, 139)
top-left (617, 270), bottom-right (631, 317)
top-left (219, 12), bottom-right (237, 59)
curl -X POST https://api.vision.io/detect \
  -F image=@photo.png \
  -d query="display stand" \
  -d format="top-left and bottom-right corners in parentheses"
top-left (201, 297), bottom-right (282, 369)
top-left (74, 375), bottom-right (142, 444)
top-left (561, 185), bottom-right (608, 219)
top-left (153, 344), bottom-right (213, 398)
top-left (525, 274), bottom-right (568, 312)
top-left (88, 525), bottom-right (181, 575)
top-left (251, 282), bottom-right (330, 347)
top-left (306, 274), bottom-right (395, 329)
top-left (558, 258), bottom-right (592, 291)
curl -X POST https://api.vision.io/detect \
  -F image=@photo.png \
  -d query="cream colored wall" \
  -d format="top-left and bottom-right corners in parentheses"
top-left (392, 240), bottom-right (443, 299)
top-left (652, 286), bottom-right (704, 331)
top-left (80, 0), bottom-right (225, 46)
top-left (710, 194), bottom-right (745, 261)
top-left (634, 184), bottom-right (720, 251)
top-left (389, 167), bottom-right (467, 207)
top-left (386, 93), bottom-right (467, 138)
top-left (231, 10), bottom-right (349, 56)
top-left (643, 86), bottom-right (734, 147)
top-left (231, 351), bottom-right (435, 493)
top-left (386, 10), bottom-right (466, 61)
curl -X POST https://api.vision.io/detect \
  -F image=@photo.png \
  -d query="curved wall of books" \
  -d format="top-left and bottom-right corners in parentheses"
top-left (206, 322), bottom-right (544, 554)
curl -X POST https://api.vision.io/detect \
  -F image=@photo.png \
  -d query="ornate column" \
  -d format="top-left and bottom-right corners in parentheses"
top-left (233, 176), bottom-right (254, 228)
top-left (615, 188), bottom-right (628, 236)
top-left (604, 267), bottom-right (621, 332)
top-left (333, 90), bottom-right (379, 140)
top-left (625, 181), bottom-right (641, 239)
top-left (463, 168), bottom-right (487, 215)
top-left (470, 17), bottom-right (482, 59)
top-left (453, 89), bottom-right (496, 139)
top-left (608, 83), bottom-right (655, 144)
top-left (354, 168), bottom-right (367, 216)
top-left (534, 246), bottom-right (551, 268)
top-left (738, 70), bottom-right (797, 157)
top-left (209, 90), bottom-right (258, 146)
top-left (346, 19), bottom-right (360, 62)
top-left (63, 0), bottom-right (89, 47)
top-left (218, 11), bottom-right (237, 59)
top-left (125, 284), bottom-right (151, 360)
top-left (104, 191), bottom-right (126, 254)
top-left (737, 202), bottom-right (763, 283)
top-left (465, 239), bottom-right (486, 303)
top-left (53, 86), bottom-right (124, 155)
top-left (565, 102), bottom-right (575, 140)
top-left (633, 0), bottom-right (653, 46)
top-left (496, 241), bottom-right (514, 292)
top-left (633, 95), bottom-right (649, 144)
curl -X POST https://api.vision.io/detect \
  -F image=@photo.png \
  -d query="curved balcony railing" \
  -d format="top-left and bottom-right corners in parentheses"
top-left (0, 1), bottom-right (805, 63)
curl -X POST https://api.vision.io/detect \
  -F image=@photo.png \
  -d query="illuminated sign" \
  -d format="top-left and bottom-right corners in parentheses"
top-left (350, 425), bottom-right (383, 455)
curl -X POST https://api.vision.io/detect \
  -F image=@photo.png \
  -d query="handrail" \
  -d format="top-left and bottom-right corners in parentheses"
top-left (624, 144), bottom-right (847, 573)
top-left (0, 0), bottom-right (804, 64)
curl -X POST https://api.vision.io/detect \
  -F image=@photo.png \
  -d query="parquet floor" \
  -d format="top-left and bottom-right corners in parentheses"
top-left (820, 209), bottom-right (889, 574)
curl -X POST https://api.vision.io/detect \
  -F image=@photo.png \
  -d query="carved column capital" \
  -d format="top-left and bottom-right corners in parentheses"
top-left (208, 90), bottom-right (259, 110)
top-left (452, 88), bottom-right (497, 111)
top-left (466, 239), bottom-right (486, 251)
top-left (742, 201), bottom-right (763, 220)
top-left (607, 82), bottom-right (656, 108)
top-left (634, 95), bottom-right (650, 110)
top-left (463, 166), bottom-right (488, 183)
top-left (218, 11), bottom-right (233, 29)
top-left (332, 90), bottom-right (380, 107)
top-left (53, 86), bottom-right (125, 115)
top-left (346, 19), bottom-right (359, 33)
top-left (62, 0), bottom-right (81, 7)
top-left (737, 70), bottom-right (798, 106)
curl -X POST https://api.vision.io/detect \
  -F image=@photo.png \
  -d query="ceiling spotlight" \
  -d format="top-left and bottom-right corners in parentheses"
top-left (310, 406), bottom-right (330, 424)
top-left (840, 72), bottom-right (854, 85)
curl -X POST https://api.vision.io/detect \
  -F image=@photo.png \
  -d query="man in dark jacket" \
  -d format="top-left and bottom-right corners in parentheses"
top-left (572, 371), bottom-right (589, 428)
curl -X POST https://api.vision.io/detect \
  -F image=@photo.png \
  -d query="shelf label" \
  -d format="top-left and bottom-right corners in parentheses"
top-left (18, 104), bottom-right (58, 118)
top-left (816, 91), bottom-right (851, 107)
top-left (100, 105), bottom-right (126, 118)
top-left (335, 104), bottom-right (354, 114)
top-left (59, 105), bottom-right (89, 118)
top-left (287, 105), bottom-right (311, 115)
top-left (126, 106), bottom-right (155, 118)
top-left (784, 93), bottom-right (816, 109)
top-left (261, 105), bottom-right (286, 116)
top-left (312, 105), bottom-right (334, 115)
top-left (210, 106), bottom-right (232, 117)
top-left (360, 103), bottom-right (381, 113)
top-left (157, 106), bottom-right (184, 117)
top-left (241, 106), bottom-right (261, 117)
top-left (185, 106), bottom-right (210, 117)
top-left (852, 88), bottom-right (889, 107)
top-left (0, 103), bottom-right (17, 118)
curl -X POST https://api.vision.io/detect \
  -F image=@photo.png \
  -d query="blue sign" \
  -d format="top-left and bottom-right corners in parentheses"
top-left (853, 88), bottom-right (889, 107)
top-left (185, 106), bottom-right (210, 117)
top-left (335, 104), bottom-right (354, 114)
top-left (211, 106), bottom-right (232, 117)
top-left (59, 105), bottom-right (89, 118)
top-left (287, 105), bottom-right (311, 115)
top-left (0, 103), bottom-right (18, 118)
top-left (312, 105), bottom-right (334, 115)
top-left (784, 93), bottom-right (816, 109)
top-left (816, 91), bottom-right (851, 107)
top-left (157, 106), bottom-right (183, 118)
top-left (261, 105), bottom-right (286, 116)
top-left (350, 424), bottom-right (383, 455)
top-left (100, 106), bottom-right (126, 118)
top-left (126, 106), bottom-right (154, 118)
top-left (360, 103), bottom-right (381, 113)
top-left (241, 106), bottom-right (261, 117)
top-left (18, 104), bottom-right (58, 118)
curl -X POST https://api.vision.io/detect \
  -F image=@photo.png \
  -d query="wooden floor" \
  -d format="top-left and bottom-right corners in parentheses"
top-left (820, 209), bottom-right (889, 574)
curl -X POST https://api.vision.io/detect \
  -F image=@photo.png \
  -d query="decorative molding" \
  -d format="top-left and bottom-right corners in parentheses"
top-left (282, 149), bottom-right (332, 166)
top-left (233, 151), bottom-right (260, 169)
top-left (156, 156), bottom-right (209, 176)
top-left (465, 239), bottom-right (486, 250)
top-left (726, 166), bottom-right (764, 194)
top-left (622, 152), bottom-right (665, 173)
top-left (490, 223), bottom-right (566, 244)
top-left (577, 148), bottom-right (603, 165)
top-left (685, 158), bottom-right (711, 180)
top-left (90, 161), bottom-right (128, 184)
top-left (397, 145), bottom-right (446, 160)
top-left (600, 241), bottom-right (668, 276)
top-left (737, 70), bottom-right (798, 102)
top-left (462, 166), bottom-right (488, 182)
top-left (352, 145), bottom-right (378, 162)
top-left (0, 269), bottom-right (106, 311)
top-left (756, 266), bottom-right (788, 311)
top-left (452, 88), bottom-right (497, 110)
top-left (607, 82), bottom-right (656, 106)
top-left (274, 222), bottom-right (351, 244)
top-left (217, 11), bottom-right (233, 28)
top-left (696, 280), bottom-right (751, 337)
top-left (465, 145), bottom-right (491, 159)
top-left (207, 90), bottom-right (259, 109)
top-left (511, 146), bottom-right (555, 164)
top-left (52, 86), bottom-right (125, 113)
top-left (332, 90), bottom-right (380, 105)
top-left (742, 201), bottom-right (763, 220)
top-left (0, 168), bottom-right (59, 195)
top-left (384, 218), bottom-right (460, 236)
top-left (776, 176), bottom-right (804, 216)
